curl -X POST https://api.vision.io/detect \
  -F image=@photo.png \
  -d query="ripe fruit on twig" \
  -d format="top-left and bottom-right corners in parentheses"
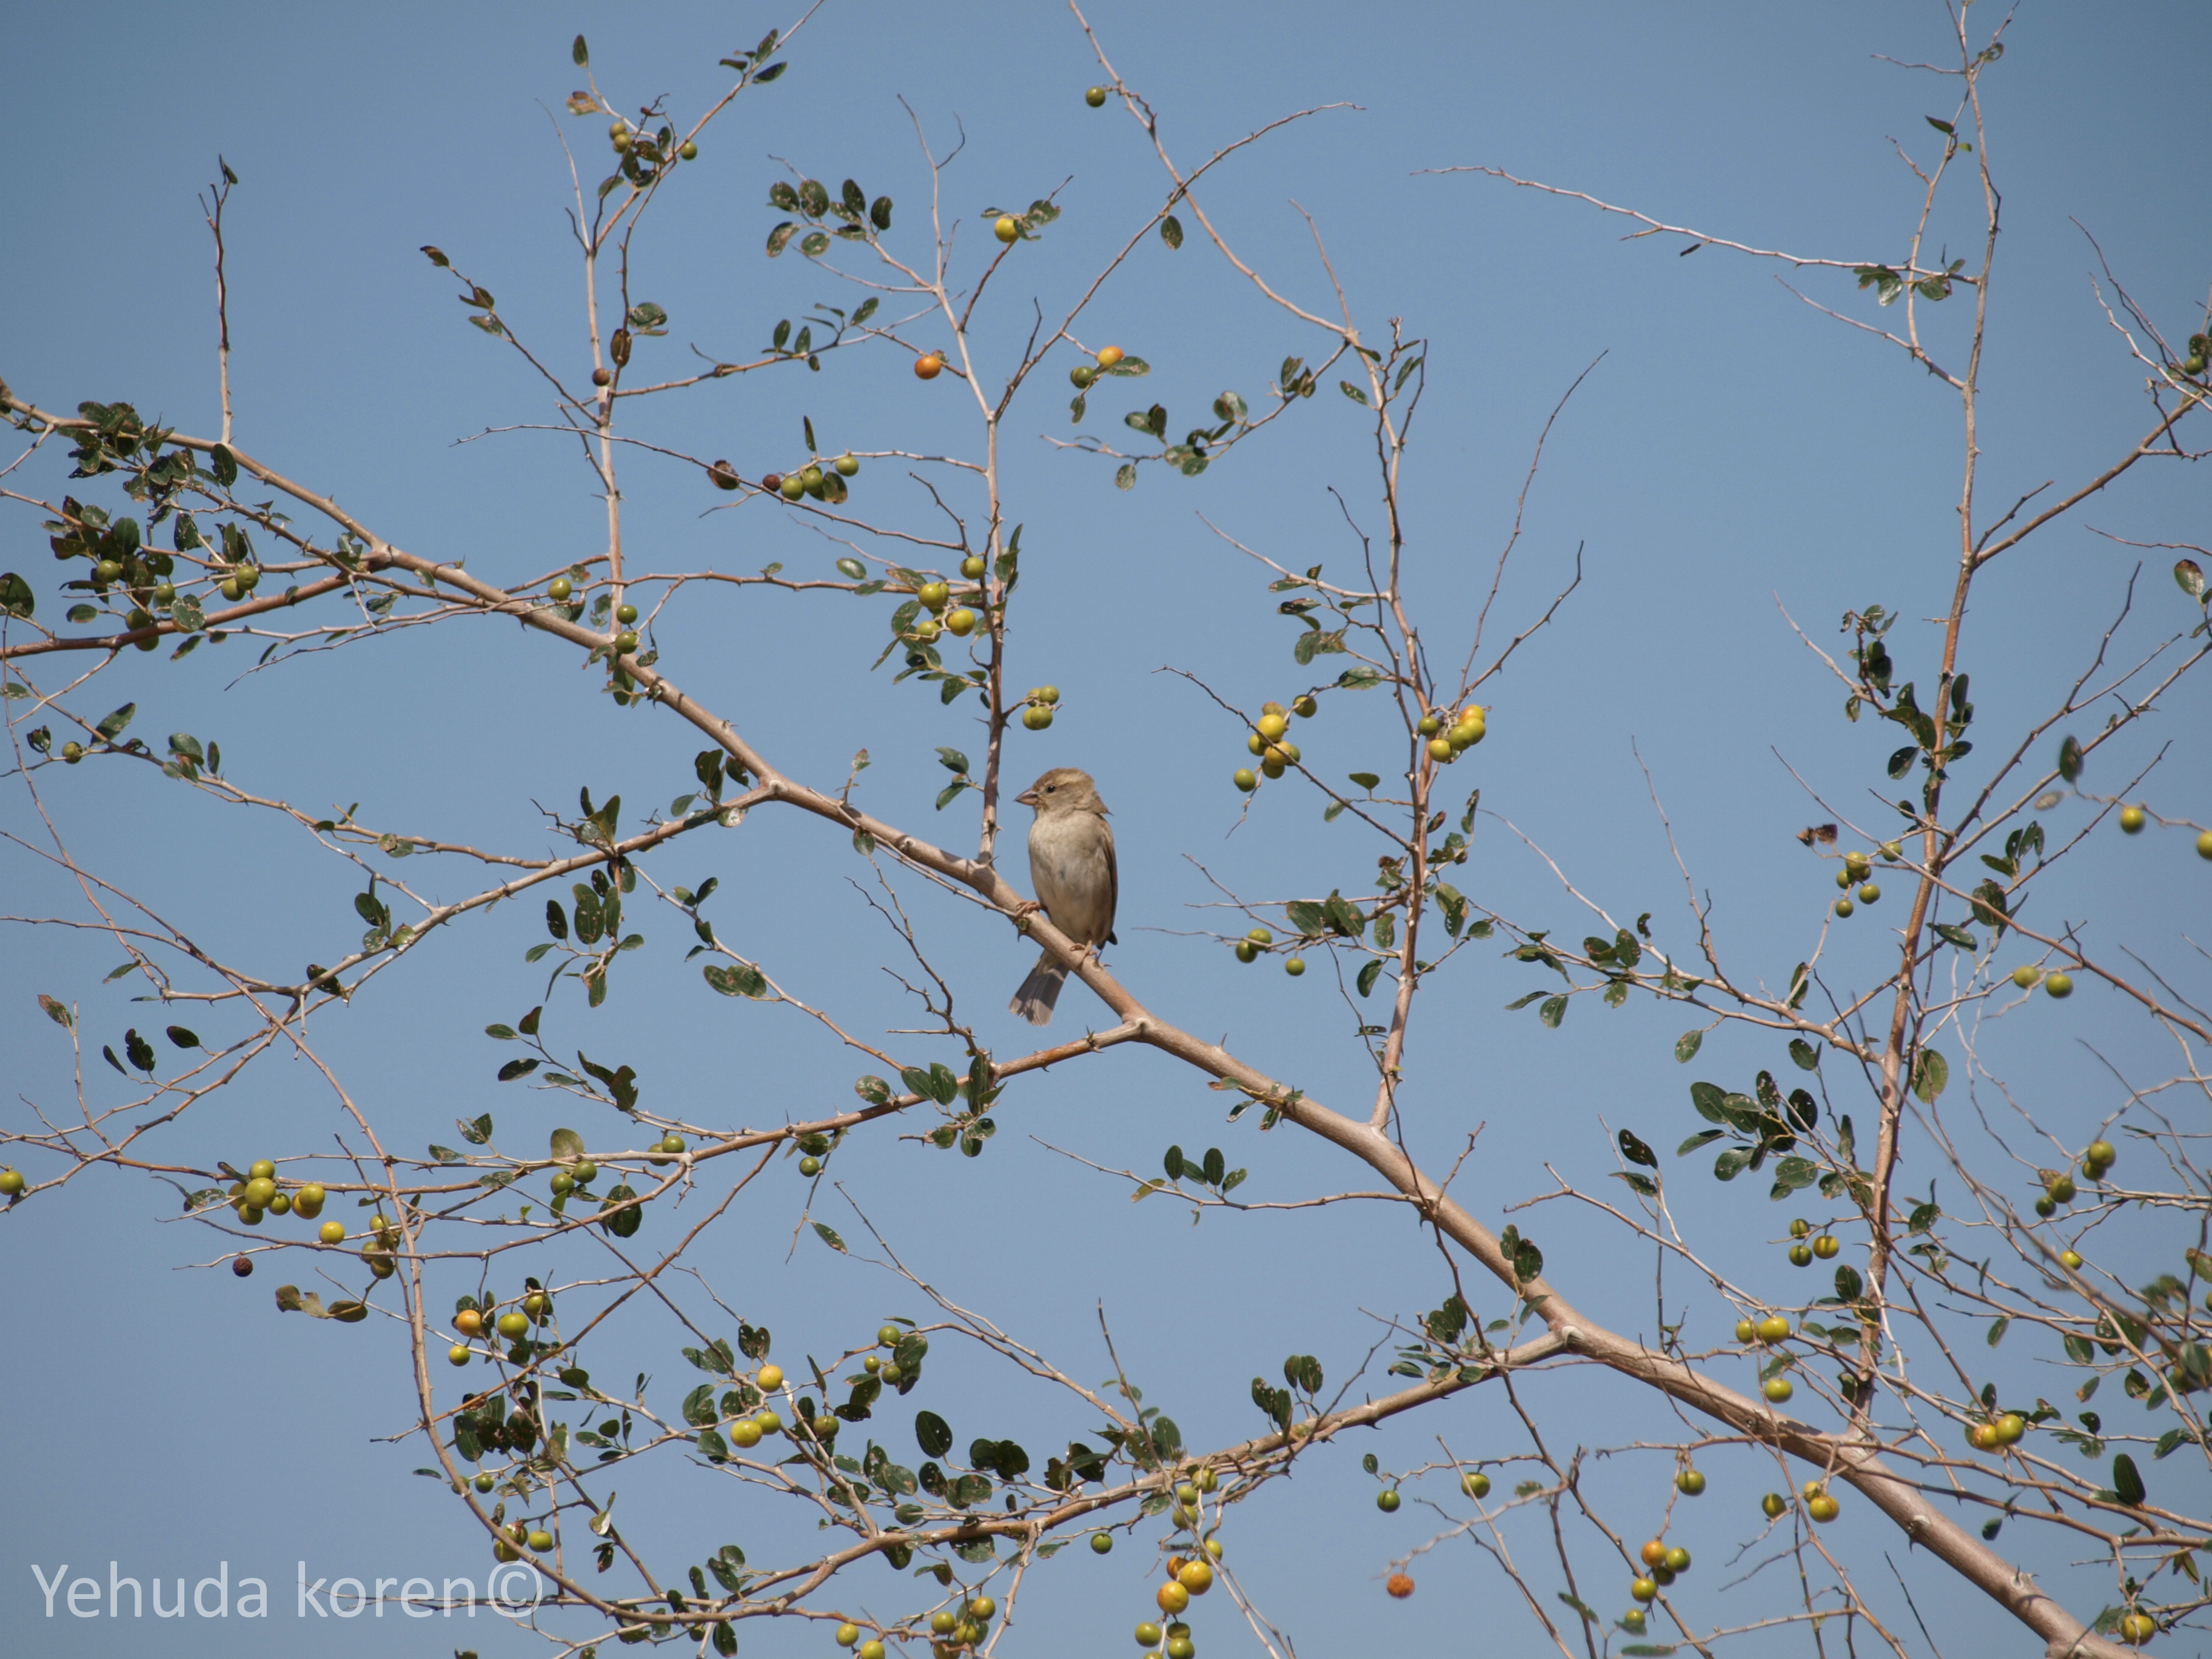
top-left (1755, 1315), bottom-right (1791, 1343)
top-left (1857, 883), bottom-right (1880, 903)
top-left (1639, 1540), bottom-right (1666, 1568)
top-left (2044, 971), bottom-right (2074, 999)
top-left (2197, 829), bottom-right (2212, 860)
top-left (1763, 1376), bottom-right (1795, 1403)
top-left (455, 1309), bottom-right (484, 1337)
top-left (2120, 805), bottom-right (2147, 834)
top-left (2059, 1249), bottom-right (2084, 1270)
top-left (1677, 1468), bottom-right (1706, 1496)
top-left (914, 354), bottom-right (944, 380)
top-left (1096, 346), bottom-right (1125, 369)
top-left (1376, 1489), bottom-right (1401, 1512)
top-left (615, 603), bottom-right (637, 625)
top-left (678, 139), bottom-right (698, 161)
top-left (836, 452), bottom-right (859, 477)
top-left (1233, 768), bottom-right (1258, 793)
top-left (994, 215), bottom-right (1020, 243)
top-left (2083, 1139), bottom-right (2117, 1175)
top-left (1788, 1243), bottom-right (1814, 1267)
top-left (448, 1344), bottom-right (470, 1366)
top-left (0, 1169), bottom-right (24, 1197)
top-left (1086, 86), bottom-right (1108, 107)
top-left (1156, 1580), bottom-right (1189, 1615)
top-left (1806, 1492), bottom-right (1840, 1523)
top-left (2119, 1611), bottom-right (2156, 1644)
top-left (1284, 956), bottom-right (1305, 976)
top-left (319, 1220), bottom-right (347, 1244)
top-left (1090, 1532), bottom-right (1113, 1553)
top-left (2010, 964), bottom-right (2040, 988)
top-left (945, 609), bottom-right (977, 637)
top-left (1761, 1492), bottom-right (1788, 1520)
top-left (549, 577), bottom-right (572, 601)
top-left (1385, 1572), bottom-right (1414, 1598)
top-left (232, 1255), bottom-right (253, 1278)
top-left (1461, 1470), bottom-right (1490, 1499)
top-left (1177, 1561), bottom-right (1213, 1594)
top-left (1812, 1234), bottom-right (1840, 1259)
top-left (1735, 1318), bottom-right (1757, 1342)
top-left (1630, 1577), bottom-right (1657, 1604)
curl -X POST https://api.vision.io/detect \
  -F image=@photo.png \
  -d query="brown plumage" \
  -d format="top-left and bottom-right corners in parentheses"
top-left (1008, 767), bottom-right (1116, 1025)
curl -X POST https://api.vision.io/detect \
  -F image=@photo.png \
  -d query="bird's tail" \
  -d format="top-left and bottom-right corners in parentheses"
top-left (1009, 951), bottom-right (1067, 1026)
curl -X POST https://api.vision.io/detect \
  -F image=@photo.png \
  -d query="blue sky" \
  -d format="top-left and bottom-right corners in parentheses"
top-left (4, 2), bottom-right (2208, 1655)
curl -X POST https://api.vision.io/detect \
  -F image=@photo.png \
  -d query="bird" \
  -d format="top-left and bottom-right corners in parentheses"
top-left (1008, 767), bottom-right (1117, 1026)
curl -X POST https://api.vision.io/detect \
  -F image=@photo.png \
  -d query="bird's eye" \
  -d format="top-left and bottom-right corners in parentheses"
top-left (1045, 785), bottom-right (1056, 793)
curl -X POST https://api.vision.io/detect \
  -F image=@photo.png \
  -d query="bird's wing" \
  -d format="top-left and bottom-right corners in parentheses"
top-left (1103, 813), bottom-right (1118, 946)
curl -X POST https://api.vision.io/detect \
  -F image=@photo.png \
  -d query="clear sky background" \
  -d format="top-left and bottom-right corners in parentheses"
top-left (4, 2), bottom-right (2208, 1656)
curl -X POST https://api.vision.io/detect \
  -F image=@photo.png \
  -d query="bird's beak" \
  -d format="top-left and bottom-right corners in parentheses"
top-left (1015, 787), bottom-right (1041, 808)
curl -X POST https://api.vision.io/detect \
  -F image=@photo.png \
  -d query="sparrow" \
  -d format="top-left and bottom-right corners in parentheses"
top-left (1008, 767), bottom-right (1116, 1026)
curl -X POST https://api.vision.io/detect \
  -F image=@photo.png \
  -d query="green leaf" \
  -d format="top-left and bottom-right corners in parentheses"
top-left (1538, 994), bottom-right (1567, 1028)
top-left (598, 1184), bottom-right (641, 1238)
top-left (914, 1410), bottom-right (954, 1458)
top-left (1677, 1129), bottom-right (1724, 1156)
top-left (703, 963), bottom-right (769, 998)
top-left (1834, 1265), bottom-right (1863, 1301)
top-left (1912, 1048), bottom-right (1949, 1104)
top-left (2057, 734), bottom-right (2083, 782)
top-left (1932, 923), bottom-right (1978, 951)
top-left (1160, 215), bottom-right (1183, 250)
top-left (1355, 959), bottom-right (1385, 998)
top-left (571, 35), bottom-right (588, 66)
top-left (813, 1222), bottom-right (847, 1253)
top-left (1338, 381), bottom-right (1369, 406)
top-left (1674, 1030), bottom-right (1703, 1064)
top-left (1788, 1038), bottom-right (1818, 1071)
top-left (1768, 1156), bottom-right (1820, 1199)
top-left (2111, 1452), bottom-right (2146, 1506)
top-left (95, 703), bottom-right (136, 740)
top-left (1348, 772), bottom-right (1379, 790)
top-left (551, 1127), bottom-right (586, 1161)
top-left (1617, 1128), bottom-right (1658, 1169)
